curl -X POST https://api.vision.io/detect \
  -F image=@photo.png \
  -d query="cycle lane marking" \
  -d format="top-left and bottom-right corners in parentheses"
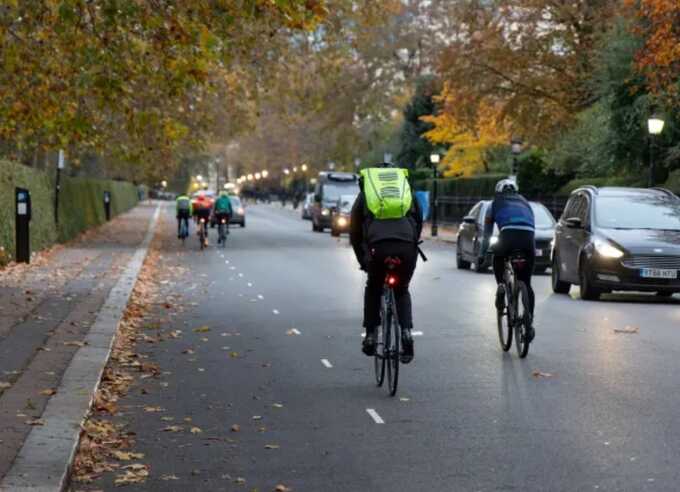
top-left (320, 358), bottom-right (333, 368)
top-left (366, 408), bottom-right (385, 424)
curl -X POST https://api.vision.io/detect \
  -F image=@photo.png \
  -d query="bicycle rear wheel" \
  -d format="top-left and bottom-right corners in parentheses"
top-left (497, 284), bottom-right (513, 352)
top-left (386, 289), bottom-right (399, 396)
top-left (514, 281), bottom-right (531, 358)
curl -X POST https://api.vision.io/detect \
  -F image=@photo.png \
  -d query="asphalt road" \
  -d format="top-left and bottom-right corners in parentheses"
top-left (74, 203), bottom-right (680, 492)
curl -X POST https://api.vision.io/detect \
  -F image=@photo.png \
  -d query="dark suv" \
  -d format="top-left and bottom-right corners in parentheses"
top-left (552, 186), bottom-right (680, 300)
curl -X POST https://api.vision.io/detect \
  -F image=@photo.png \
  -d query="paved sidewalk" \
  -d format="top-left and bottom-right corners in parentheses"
top-left (0, 202), bottom-right (159, 483)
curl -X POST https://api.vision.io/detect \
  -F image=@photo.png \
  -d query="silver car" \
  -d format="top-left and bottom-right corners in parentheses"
top-left (301, 192), bottom-right (314, 220)
top-left (229, 196), bottom-right (246, 228)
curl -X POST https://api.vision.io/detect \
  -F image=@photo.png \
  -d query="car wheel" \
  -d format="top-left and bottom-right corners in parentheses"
top-left (456, 241), bottom-right (471, 270)
top-left (240, 220), bottom-right (245, 228)
top-left (475, 257), bottom-right (487, 273)
top-left (579, 258), bottom-right (600, 301)
top-left (312, 220), bottom-right (322, 232)
top-left (551, 253), bottom-right (571, 294)
top-left (331, 227), bottom-right (340, 237)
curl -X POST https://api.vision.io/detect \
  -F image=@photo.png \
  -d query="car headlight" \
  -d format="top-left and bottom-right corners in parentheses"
top-left (321, 208), bottom-right (330, 216)
top-left (490, 236), bottom-right (498, 245)
top-left (337, 217), bottom-right (348, 227)
top-left (237, 207), bottom-right (245, 215)
top-left (594, 237), bottom-right (624, 259)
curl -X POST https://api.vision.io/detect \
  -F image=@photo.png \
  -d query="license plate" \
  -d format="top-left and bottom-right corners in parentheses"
top-left (535, 249), bottom-right (543, 257)
top-left (640, 268), bottom-right (677, 279)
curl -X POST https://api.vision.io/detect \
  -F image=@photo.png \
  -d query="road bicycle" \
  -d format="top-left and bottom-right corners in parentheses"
top-left (374, 257), bottom-right (402, 396)
top-left (178, 218), bottom-right (189, 244)
top-left (198, 218), bottom-right (208, 250)
top-left (496, 251), bottom-right (532, 358)
top-left (217, 216), bottom-right (229, 248)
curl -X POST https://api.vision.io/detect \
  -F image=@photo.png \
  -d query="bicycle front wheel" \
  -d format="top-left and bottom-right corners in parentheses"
top-left (514, 281), bottom-right (531, 358)
top-left (497, 284), bottom-right (513, 352)
top-left (386, 289), bottom-right (400, 396)
top-left (374, 316), bottom-right (386, 387)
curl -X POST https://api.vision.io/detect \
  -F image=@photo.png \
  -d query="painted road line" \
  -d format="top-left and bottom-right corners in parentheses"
top-left (321, 359), bottom-right (333, 368)
top-left (366, 408), bottom-right (385, 424)
top-left (291, 328), bottom-right (301, 335)
top-left (273, 309), bottom-right (280, 315)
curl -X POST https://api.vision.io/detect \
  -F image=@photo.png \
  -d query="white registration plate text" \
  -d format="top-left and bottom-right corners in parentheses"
top-left (640, 268), bottom-right (677, 279)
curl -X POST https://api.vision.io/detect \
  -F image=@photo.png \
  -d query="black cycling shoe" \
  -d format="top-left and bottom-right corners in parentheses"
top-left (362, 334), bottom-right (376, 356)
top-left (526, 324), bottom-right (536, 343)
top-left (495, 284), bottom-right (506, 311)
top-left (400, 328), bottom-right (414, 364)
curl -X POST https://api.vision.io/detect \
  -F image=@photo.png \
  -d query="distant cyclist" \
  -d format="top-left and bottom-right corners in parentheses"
top-left (193, 191), bottom-right (212, 238)
top-left (176, 193), bottom-right (193, 238)
top-left (213, 191), bottom-right (233, 228)
top-left (481, 179), bottom-right (536, 341)
top-left (350, 163), bottom-right (422, 363)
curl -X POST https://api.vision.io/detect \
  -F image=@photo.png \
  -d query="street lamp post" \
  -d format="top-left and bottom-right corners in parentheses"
top-left (430, 153), bottom-right (440, 237)
top-left (301, 164), bottom-right (309, 192)
top-left (648, 115), bottom-right (665, 187)
top-left (511, 137), bottom-right (523, 178)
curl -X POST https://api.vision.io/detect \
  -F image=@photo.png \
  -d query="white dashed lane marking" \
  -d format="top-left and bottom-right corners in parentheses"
top-left (321, 359), bottom-right (333, 368)
top-left (366, 408), bottom-right (385, 424)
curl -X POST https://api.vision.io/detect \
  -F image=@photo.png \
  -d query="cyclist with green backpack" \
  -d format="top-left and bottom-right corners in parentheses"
top-left (350, 163), bottom-right (423, 363)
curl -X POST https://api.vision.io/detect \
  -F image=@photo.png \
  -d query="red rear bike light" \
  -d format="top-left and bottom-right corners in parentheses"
top-left (387, 275), bottom-right (398, 286)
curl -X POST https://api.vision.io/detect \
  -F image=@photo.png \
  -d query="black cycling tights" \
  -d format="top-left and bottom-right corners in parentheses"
top-left (493, 229), bottom-right (535, 315)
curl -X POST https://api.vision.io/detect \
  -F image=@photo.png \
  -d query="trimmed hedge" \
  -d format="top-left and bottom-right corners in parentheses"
top-left (0, 160), bottom-right (140, 265)
top-left (0, 160), bottom-right (58, 262)
top-left (57, 177), bottom-right (139, 242)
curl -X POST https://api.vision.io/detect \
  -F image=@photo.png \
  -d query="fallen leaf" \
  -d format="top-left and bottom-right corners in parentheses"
top-left (114, 464), bottom-right (149, 485)
top-left (235, 477), bottom-right (246, 484)
top-left (252, 415), bottom-right (262, 420)
top-left (160, 474), bottom-right (179, 481)
top-left (190, 426), bottom-right (202, 434)
top-left (112, 451), bottom-right (145, 461)
top-left (275, 485), bottom-right (292, 492)
top-left (231, 424), bottom-right (240, 432)
top-left (265, 444), bottom-right (280, 449)
top-left (37, 346), bottom-right (51, 352)
top-left (25, 419), bottom-right (45, 426)
top-left (532, 370), bottom-right (554, 379)
top-left (144, 406), bottom-right (164, 413)
top-left (193, 326), bottom-right (210, 333)
top-left (40, 389), bottom-right (56, 396)
top-left (0, 382), bottom-right (11, 390)
top-left (272, 403), bottom-right (283, 409)
top-left (162, 425), bottom-right (183, 432)
top-left (230, 352), bottom-right (240, 358)
top-left (614, 326), bottom-right (639, 334)
top-left (200, 337), bottom-right (209, 342)
top-left (399, 397), bottom-right (410, 402)
top-left (161, 416), bottom-right (175, 422)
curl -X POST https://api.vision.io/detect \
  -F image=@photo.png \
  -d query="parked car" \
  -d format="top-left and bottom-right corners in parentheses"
top-left (311, 172), bottom-right (359, 232)
top-left (229, 195), bottom-right (246, 228)
top-left (330, 193), bottom-right (358, 237)
top-left (456, 200), bottom-right (556, 273)
top-left (552, 186), bottom-right (680, 300)
top-left (301, 192), bottom-right (314, 220)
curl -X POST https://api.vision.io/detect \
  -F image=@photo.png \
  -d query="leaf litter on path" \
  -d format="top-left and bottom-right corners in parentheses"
top-left (532, 370), bottom-right (554, 379)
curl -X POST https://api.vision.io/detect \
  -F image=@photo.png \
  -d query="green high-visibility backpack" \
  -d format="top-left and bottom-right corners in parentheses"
top-left (360, 168), bottom-right (413, 219)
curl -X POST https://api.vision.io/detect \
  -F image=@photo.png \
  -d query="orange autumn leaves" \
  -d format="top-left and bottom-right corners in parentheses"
top-left (628, 0), bottom-right (680, 101)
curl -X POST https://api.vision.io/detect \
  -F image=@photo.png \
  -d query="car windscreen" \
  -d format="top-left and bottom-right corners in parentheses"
top-left (323, 182), bottom-right (358, 202)
top-left (229, 197), bottom-right (241, 207)
top-left (339, 194), bottom-right (357, 212)
top-left (530, 203), bottom-right (556, 229)
top-left (595, 195), bottom-right (680, 230)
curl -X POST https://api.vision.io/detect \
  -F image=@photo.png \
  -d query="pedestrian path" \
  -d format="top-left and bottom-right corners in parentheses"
top-left (0, 202), bottom-right (159, 482)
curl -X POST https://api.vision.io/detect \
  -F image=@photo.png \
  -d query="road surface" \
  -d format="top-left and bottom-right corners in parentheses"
top-left (71, 203), bottom-right (680, 492)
